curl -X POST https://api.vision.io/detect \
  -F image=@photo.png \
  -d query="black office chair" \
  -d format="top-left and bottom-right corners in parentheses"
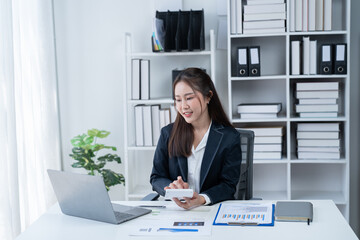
top-left (234, 128), bottom-right (254, 200)
top-left (142, 128), bottom-right (255, 201)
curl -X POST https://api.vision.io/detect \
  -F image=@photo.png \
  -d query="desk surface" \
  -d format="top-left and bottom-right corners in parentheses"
top-left (16, 200), bottom-right (358, 240)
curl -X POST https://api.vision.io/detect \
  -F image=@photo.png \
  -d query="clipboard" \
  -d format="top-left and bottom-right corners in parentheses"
top-left (212, 203), bottom-right (275, 227)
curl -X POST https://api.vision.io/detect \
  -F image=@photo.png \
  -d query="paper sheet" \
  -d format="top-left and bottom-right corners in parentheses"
top-left (213, 203), bottom-right (273, 225)
top-left (130, 219), bottom-right (211, 236)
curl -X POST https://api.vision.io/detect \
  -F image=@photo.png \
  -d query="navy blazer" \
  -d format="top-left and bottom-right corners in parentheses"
top-left (150, 121), bottom-right (242, 205)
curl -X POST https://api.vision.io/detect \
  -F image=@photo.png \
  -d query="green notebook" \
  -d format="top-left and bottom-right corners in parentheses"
top-left (275, 201), bottom-right (313, 223)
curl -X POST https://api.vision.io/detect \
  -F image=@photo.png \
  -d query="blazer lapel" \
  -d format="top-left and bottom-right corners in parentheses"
top-left (199, 123), bottom-right (224, 190)
top-left (177, 156), bottom-right (188, 182)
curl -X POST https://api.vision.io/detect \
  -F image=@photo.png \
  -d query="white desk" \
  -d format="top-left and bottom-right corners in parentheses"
top-left (16, 200), bottom-right (358, 240)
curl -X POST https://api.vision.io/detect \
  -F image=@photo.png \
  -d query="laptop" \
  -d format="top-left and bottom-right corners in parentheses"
top-left (47, 169), bottom-right (151, 224)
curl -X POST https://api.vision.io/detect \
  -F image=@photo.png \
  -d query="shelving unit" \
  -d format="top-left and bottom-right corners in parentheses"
top-left (123, 30), bottom-right (216, 200)
top-left (227, 0), bottom-right (350, 220)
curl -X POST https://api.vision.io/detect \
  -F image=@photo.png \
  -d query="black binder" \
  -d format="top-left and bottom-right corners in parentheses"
top-left (319, 44), bottom-right (332, 74)
top-left (249, 46), bottom-right (260, 76)
top-left (237, 47), bottom-right (248, 77)
top-left (154, 9), bottom-right (204, 52)
top-left (334, 43), bottom-right (347, 74)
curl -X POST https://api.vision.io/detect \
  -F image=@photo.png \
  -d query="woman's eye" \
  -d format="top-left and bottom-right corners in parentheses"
top-left (186, 97), bottom-right (193, 101)
top-left (175, 99), bottom-right (181, 102)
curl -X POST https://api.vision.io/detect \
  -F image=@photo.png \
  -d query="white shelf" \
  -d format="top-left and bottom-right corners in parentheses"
top-left (124, 30), bottom-right (216, 201)
top-left (289, 30), bottom-right (347, 36)
top-left (290, 117), bottom-right (346, 122)
top-left (289, 74), bottom-right (348, 79)
top-left (231, 75), bottom-right (286, 81)
top-left (291, 190), bottom-right (346, 204)
top-left (128, 98), bottom-right (174, 104)
top-left (230, 33), bottom-right (287, 38)
top-left (227, 0), bottom-right (350, 220)
top-left (130, 51), bottom-right (212, 57)
top-left (127, 146), bottom-right (156, 151)
top-left (254, 160), bottom-right (289, 164)
top-left (290, 159), bottom-right (347, 164)
top-left (254, 191), bottom-right (288, 200)
top-left (232, 117), bottom-right (287, 123)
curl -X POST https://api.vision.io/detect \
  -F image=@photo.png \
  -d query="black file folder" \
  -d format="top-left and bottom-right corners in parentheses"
top-left (237, 47), bottom-right (248, 77)
top-left (188, 10), bottom-right (205, 51)
top-left (249, 46), bottom-right (260, 76)
top-left (319, 44), bottom-right (333, 74)
top-left (334, 44), bottom-right (347, 74)
top-left (176, 11), bottom-right (190, 51)
top-left (154, 9), bottom-right (204, 52)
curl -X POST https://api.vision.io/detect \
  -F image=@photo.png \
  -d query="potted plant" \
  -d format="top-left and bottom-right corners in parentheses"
top-left (69, 128), bottom-right (125, 190)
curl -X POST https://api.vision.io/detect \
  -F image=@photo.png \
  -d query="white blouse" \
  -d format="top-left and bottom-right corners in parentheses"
top-left (187, 121), bottom-right (212, 204)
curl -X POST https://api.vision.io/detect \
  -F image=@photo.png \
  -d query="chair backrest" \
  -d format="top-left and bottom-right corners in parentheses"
top-left (234, 128), bottom-right (254, 200)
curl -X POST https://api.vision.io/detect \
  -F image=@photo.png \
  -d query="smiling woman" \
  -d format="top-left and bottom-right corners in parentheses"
top-left (150, 68), bottom-right (242, 210)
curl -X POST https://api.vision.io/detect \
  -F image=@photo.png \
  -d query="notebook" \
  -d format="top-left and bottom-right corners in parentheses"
top-left (275, 201), bottom-right (313, 223)
top-left (47, 169), bottom-right (151, 224)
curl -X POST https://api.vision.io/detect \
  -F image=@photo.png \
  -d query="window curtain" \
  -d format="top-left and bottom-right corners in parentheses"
top-left (0, 0), bottom-right (62, 239)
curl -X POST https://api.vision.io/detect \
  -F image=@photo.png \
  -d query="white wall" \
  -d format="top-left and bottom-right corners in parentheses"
top-left (53, 0), bottom-right (227, 200)
top-left (53, 0), bottom-right (359, 236)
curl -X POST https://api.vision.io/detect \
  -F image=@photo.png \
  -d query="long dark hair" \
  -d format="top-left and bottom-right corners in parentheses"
top-left (168, 68), bottom-right (232, 157)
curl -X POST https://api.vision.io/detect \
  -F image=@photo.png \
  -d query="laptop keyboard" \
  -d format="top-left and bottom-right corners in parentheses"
top-left (114, 211), bottom-right (133, 221)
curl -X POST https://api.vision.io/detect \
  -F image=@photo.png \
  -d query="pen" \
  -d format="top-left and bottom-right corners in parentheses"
top-left (227, 222), bottom-right (259, 226)
top-left (157, 228), bottom-right (198, 232)
top-left (138, 205), bottom-right (166, 208)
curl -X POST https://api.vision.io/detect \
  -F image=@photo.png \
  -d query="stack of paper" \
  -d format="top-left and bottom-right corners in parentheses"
top-left (135, 104), bottom-right (177, 146)
top-left (295, 82), bottom-right (339, 118)
top-left (291, 37), bottom-right (317, 75)
top-left (240, 126), bottom-right (284, 160)
top-left (237, 103), bottom-right (282, 119)
top-left (290, 0), bottom-right (332, 32)
top-left (242, 0), bottom-right (286, 34)
top-left (297, 123), bottom-right (340, 159)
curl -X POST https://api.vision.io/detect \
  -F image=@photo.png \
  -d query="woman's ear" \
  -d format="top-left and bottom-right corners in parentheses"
top-left (207, 91), bottom-right (213, 104)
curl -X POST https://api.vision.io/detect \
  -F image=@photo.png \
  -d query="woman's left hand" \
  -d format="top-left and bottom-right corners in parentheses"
top-left (172, 192), bottom-right (206, 210)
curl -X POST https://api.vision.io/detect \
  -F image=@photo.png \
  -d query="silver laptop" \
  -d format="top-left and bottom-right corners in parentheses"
top-left (47, 169), bottom-right (151, 224)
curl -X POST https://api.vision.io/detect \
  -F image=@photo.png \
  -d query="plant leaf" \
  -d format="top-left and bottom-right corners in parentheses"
top-left (70, 134), bottom-right (86, 147)
top-left (71, 162), bottom-right (83, 168)
top-left (101, 169), bottom-right (125, 189)
top-left (98, 154), bottom-right (121, 164)
top-left (103, 146), bottom-right (117, 151)
top-left (88, 129), bottom-right (110, 138)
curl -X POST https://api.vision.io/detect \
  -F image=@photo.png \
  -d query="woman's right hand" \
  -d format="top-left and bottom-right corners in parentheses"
top-left (164, 176), bottom-right (189, 190)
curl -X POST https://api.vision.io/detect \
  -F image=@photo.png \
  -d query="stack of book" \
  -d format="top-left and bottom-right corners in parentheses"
top-left (241, 126), bottom-right (284, 160)
top-left (131, 59), bottom-right (150, 100)
top-left (289, 0), bottom-right (332, 32)
top-left (135, 104), bottom-right (177, 146)
top-left (242, 0), bottom-right (286, 34)
top-left (237, 103), bottom-right (282, 119)
top-left (297, 123), bottom-right (340, 159)
top-left (295, 82), bottom-right (339, 118)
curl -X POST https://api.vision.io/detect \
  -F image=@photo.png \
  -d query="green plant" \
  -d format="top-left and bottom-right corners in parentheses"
top-left (69, 129), bottom-right (125, 190)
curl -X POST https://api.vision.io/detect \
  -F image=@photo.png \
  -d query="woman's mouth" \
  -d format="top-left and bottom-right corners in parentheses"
top-left (183, 111), bottom-right (193, 118)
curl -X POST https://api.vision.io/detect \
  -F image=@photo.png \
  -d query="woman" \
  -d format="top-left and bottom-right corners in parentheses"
top-left (150, 68), bottom-right (241, 209)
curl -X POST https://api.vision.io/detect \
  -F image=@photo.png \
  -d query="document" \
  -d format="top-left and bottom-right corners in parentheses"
top-left (130, 219), bottom-right (211, 236)
top-left (213, 202), bottom-right (274, 226)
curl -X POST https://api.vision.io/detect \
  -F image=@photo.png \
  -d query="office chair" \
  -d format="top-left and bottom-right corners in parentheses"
top-left (141, 128), bottom-right (255, 201)
top-left (234, 128), bottom-right (254, 200)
